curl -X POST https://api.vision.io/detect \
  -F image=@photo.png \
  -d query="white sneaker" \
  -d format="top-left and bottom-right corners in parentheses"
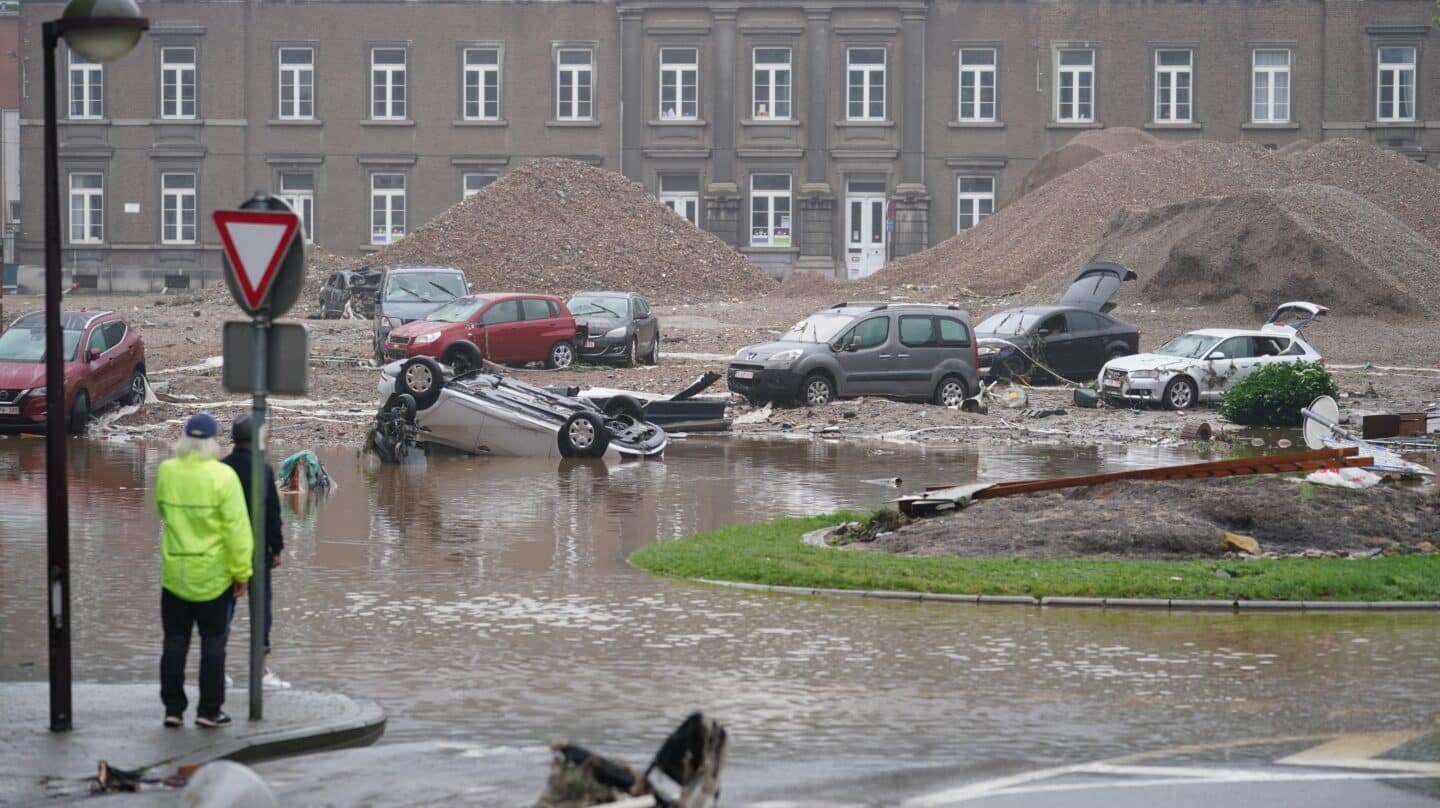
top-left (224, 673), bottom-right (235, 689)
top-left (262, 669), bottom-right (291, 690)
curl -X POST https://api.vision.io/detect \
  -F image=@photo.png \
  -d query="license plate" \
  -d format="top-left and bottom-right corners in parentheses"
top-left (734, 370), bottom-right (754, 380)
top-left (1104, 370), bottom-right (1122, 383)
top-left (0, 406), bottom-right (17, 415)
top-left (585, 340), bottom-right (596, 348)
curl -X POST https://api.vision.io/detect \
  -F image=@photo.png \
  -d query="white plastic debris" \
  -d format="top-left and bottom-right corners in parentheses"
top-left (1304, 467), bottom-right (1383, 489)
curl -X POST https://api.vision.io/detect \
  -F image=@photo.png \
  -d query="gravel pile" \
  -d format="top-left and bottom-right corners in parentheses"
top-left (1017, 126), bottom-right (1158, 197)
top-left (359, 158), bottom-right (775, 304)
top-left (872, 138), bottom-right (1440, 318)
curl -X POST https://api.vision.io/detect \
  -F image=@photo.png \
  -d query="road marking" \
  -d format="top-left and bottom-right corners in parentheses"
top-left (1278, 730), bottom-right (1440, 774)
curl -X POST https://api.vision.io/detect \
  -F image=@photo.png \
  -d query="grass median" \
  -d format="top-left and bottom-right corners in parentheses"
top-left (630, 513), bottom-right (1440, 602)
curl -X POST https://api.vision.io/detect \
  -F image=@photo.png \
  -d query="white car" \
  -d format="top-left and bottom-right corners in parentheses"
top-left (1098, 302), bottom-right (1327, 410)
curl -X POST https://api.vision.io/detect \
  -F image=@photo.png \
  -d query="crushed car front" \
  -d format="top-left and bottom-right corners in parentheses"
top-left (1098, 331), bottom-right (1223, 403)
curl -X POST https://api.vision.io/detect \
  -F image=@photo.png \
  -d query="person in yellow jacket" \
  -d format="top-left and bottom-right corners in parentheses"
top-left (156, 412), bottom-right (253, 729)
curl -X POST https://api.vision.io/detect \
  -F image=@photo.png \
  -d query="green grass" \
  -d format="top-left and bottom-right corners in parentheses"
top-left (630, 513), bottom-right (1440, 602)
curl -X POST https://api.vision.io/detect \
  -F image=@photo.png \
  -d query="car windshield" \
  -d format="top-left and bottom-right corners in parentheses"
top-left (0, 315), bottom-right (83, 362)
top-left (427, 298), bottom-right (486, 323)
top-left (780, 313), bottom-right (856, 344)
top-left (384, 272), bottom-right (467, 303)
top-left (568, 295), bottom-right (629, 318)
top-left (1154, 332), bottom-right (1221, 358)
top-left (976, 311), bottom-right (1041, 336)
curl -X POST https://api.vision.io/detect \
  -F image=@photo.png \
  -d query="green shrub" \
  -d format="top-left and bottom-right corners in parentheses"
top-left (1218, 361), bottom-right (1338, 427)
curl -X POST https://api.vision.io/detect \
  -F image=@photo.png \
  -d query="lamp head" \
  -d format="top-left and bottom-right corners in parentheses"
top-left (60, 0), bottom-right (146, 63)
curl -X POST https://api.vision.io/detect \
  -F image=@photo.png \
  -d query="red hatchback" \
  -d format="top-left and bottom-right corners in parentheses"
top-left (0, 310), bottom-right (147, 433)
top-left (385, 293), bottom-right (582, 371)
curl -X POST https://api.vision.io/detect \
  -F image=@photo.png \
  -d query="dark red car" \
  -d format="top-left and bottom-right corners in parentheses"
top-left (0, 310), bottom-right (147, 433)
top-left (384, 293), bottom-right (581, 371)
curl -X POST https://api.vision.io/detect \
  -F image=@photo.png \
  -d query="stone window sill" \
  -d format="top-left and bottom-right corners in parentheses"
top-left (649, 118), bottom-right (707, 127)
top-left (268, 119), bottom-right (323, 127)
top-left (948, 120), bottom-right (1005, 129)
top-left (1046, 121), bottom-right (1104, 130)
top-left (1368, 120), bottom-right (1420, 128)
top-left (742, 118), bottom-right (801, 127)
top-left (155, 118), bottom-right (202, 126)
top-left (62, 118), bottom-right (109, 125)
top-left (834, 119), bottom-right (895, 129)
top-left (1241, 121), bottom-right (1300, 130)
top-left (1143, 122), bottom-right (1203, 130)
top-left (453, 119), bottom-right (509, 127)
top-left (361, 119), bottom-right (415, 127)
top-left (547, 119), bottom-right (602, 128)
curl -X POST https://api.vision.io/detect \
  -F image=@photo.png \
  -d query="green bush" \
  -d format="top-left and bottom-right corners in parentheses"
top-left (1218, 361), bottom-right (1338, 427)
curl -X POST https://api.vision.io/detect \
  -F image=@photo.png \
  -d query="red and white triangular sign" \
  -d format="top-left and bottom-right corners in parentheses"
top-left (214, 210), bottom-right (300, 311)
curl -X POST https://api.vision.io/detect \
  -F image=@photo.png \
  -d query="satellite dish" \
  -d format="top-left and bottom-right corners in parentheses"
top-left (1302, 395), bottom-right (1341, 450)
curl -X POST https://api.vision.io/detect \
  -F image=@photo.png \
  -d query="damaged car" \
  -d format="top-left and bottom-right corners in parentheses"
top-left (370, 265), bottom-right (469, 364)
top-left (975, 261), bottom-right (1140, 383)
top-left (1099, 302), bottom-right (1328, 410)
top-left (371, 357), bottom-right (667, 463)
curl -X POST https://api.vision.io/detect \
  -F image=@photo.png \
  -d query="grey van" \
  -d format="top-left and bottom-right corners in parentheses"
top-left (727, 302), bottom-right (980, 407)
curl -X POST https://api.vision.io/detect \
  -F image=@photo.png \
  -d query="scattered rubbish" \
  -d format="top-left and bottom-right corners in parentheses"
top-left (1072, 387), bottom-right (1101, 409)
top-left (1304, 467), bottom-right (1383, 489)
top-left (1020, 408), bottom-right (1068, 419)
top-left (998, 385), bottom-right (1028, 409)
top-left (1360, 411), bottom-right (1432, 439)
top-left (278, 450), bottom-right (335, 493)
top-left (1221, 532), bottom-right (1262, 556)
top-left (537, 712), bottom-right (727, 808)
top-left (1301, 395), bottom-right (1434, 477)
top-left (1276, 438), bottom-right (1292, 449)
top-left (1250, 438), bottom-right (1266, 447)
top-left (732, 405), bottom-right (772, 426)
top-left (862, 477), bottom-right (904, 488)
top-left (1179, 421), bottom-right (1214, 441)
top-left (92, 760), bottom-right (145, 793)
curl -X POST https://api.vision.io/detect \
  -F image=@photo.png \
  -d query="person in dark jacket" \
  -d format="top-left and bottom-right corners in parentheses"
top-left (221, 415), bottom-right (290, 690)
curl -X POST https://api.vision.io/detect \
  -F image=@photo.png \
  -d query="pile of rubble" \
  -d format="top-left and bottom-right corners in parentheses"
top-left (361, 159), bottom-right (775, 304)
top-left (874, 138), bottom-right (1440, 317)
top-left (1017, 126), bottom-right (1158, 197)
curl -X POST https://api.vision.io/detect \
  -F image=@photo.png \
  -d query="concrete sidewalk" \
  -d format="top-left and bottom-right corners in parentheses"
top-left (0, 682), bottom-right (385, 804)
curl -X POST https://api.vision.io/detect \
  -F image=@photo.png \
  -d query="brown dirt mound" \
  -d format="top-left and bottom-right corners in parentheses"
top-left (358, 158), bottom-right (775, 305)
top-left (770, 270), bottom-right (849, 299)
top-left (871, 138), bottom-right (1440, 319)
top-left (1017, 127), bottom-right (1159, 197)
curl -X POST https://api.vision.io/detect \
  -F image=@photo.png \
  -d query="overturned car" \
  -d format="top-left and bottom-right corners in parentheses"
top-left (371, 357), bottom-right (668, 463)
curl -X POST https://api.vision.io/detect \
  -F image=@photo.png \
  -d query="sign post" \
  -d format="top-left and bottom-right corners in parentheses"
top-left (214, 193), bottom-right (302, 722)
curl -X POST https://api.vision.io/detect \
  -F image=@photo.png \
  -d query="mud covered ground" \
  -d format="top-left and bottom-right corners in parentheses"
top-left (840, 476), bottom-right (1440, 560)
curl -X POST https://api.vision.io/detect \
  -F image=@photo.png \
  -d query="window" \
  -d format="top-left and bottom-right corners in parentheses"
top-left (556, 48), bottom-right (594, 120)
top-left (659, 48), bottom-right (698, 120)
top-left (278, 47), bottom-right (314, 120)
top-left (87, 325), bottom-right (110, 355)
top-left (522, 298), bottom-right (552, 321)
top-left (68, 52), bottom-right (103, 119)
top-left (100, 321), bottom-right (127, 350)
top-left (1377, 46), bottom-right (1416, 122)
top-left (1038, 314), bottom-right (1067, 335)
top-left (659, 174), bottom-right (699, 226)
top-left (463, 48), bottom-right (500, 121)
top-left (463, 173), bottom-right (497, 200)
top-left (841, 317), bottom-right (889, 350)
top-left (753, 48), bottom-right (791, 120)
top-left (68, 173), bottom-right (103, 244)
top-left (1154, 50), bottom-right (1192, 122)
top-left (161, 173), bottom-right (196, 245)
top-left (161, 47), bottom-right (197, 119)
top-left (899, 316), bottom-right (937, 347)
top-left (481, 299), bottom-right (520, 325)
top-left (1066, 312), bottom-right (1105, 332)
top-left (750, 174), bottom-right (792, 247)
top-left (1055, 49), bottom-right (1094, 122)
top-left (847, 48), bottom-right (886, 120)
top-left (1252, 50), bottom-right (1290, 123)
top-left (370, 173), bottom-right (406, 245)
top-left (371, 47), bottom-right (407, 120)
top-left (958, 49), bottom-right (996, 122)
top-left (278, 172), bottom-right (314, 243)
top-left (956, 177), bottom-right (994, 232)
top-left (938, 317), bottom-right (971, 347)
top-left (1213, 336), bottom-right (1257, 359)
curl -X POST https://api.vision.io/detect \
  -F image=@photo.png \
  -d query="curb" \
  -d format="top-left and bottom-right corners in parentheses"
top-left (691, 578), bottom-right (1440, 612)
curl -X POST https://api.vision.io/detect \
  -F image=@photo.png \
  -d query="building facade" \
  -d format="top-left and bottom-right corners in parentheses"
top-left (13, 0), bottom-right (1440, 291)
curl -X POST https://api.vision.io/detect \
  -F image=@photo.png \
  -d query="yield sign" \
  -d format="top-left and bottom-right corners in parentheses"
top-left (214, 210), bottom-right (300, 312)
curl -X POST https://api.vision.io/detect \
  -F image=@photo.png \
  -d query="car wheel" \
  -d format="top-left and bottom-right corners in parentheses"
top-left (558, 411), bottom-right (610, 458)
top-left (934, 374), bottom-right (969, 408)
top-left (67, 390), bottom-right (90, 435)
top-left (547, 341), bottom-right (575, 370)
top-left (443, 342), bottom-right (483, 377)
top-left (1163, 376), bottom-right (1198, 411)
top-left (602, 394), bottom-right (646, 422)
top-left (123, 369), bottom-right (147, 406)
top-left (802, 373), bottom-right (834, 407)
top-left (622, 336), bottom-right (638, 368)
top-left (396, 357), bottom-right (445, 410)
top-left (643, 334), bottom-right (660, 366)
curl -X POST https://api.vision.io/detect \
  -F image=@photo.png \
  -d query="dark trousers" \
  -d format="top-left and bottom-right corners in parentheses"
top-left (160, 587), bottom-right (234, 718)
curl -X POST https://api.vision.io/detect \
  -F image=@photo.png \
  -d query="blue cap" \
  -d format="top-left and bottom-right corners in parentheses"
top-left (184, 412), bottom-right (219, 439)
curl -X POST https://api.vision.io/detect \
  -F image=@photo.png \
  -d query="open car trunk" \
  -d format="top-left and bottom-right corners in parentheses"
top-left (1265, 301), bottom-right (1329, 333)
top-left (1058, 261), bottom-right (1138, 313)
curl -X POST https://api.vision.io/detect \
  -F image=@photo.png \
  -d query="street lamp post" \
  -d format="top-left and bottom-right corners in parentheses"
top-left (41, 0), bottom-right (147, 732)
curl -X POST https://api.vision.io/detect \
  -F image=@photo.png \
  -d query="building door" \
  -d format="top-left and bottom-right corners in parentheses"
top-left (845, 193), bottom-right (887, 279)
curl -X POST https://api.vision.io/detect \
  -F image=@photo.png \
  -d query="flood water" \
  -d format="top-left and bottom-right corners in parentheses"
top-left (2, 436), bottom-right (1438, 803)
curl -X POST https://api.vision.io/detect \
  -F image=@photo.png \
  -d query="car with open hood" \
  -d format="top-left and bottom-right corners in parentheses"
top-left (975, 262), bottom-right (1140, 383)
top-left (0, 310), bottom-right (146, 433)
top-left (370, 265), bottom-right (469, 363)
top-left (1098, 302), bottom-right (1328, 410)
top-left (567, 291), bottom-right (660, 367)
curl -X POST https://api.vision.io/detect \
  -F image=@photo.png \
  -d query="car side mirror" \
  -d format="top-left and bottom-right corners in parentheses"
top-left (1208, 351), bottom-right (1226, 360)
top-left (847, 335), bottom-right (862, 352)
top-left (1036, 329), bottom-right (1050, 338)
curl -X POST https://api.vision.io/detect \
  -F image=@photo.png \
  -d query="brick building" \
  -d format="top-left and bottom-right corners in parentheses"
top-left (12, 0), bottom-right (1439, 291)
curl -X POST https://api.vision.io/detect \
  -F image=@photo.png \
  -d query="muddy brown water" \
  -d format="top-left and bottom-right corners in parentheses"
top-left (2, 437), bottom-right (1438, 803)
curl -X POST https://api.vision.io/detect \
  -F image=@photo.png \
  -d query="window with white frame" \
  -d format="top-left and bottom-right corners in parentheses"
top-left (161, 47), bottom-right (197, 119)
top-left (958, 48), bottom-right (996, 122)
top-left (556, 48), bottom-right (594, 120)
top-left (750, 174), bottom-right (792, 247)
top-left (1252, 50), bottom-right (1291, 123)
top-left (370, 47), bottom-right (407, 120)
top-left (1154, 49), bottom-right (1192, 122)
top-left (370, 173), bottom-right (406, 245)
top-left (956, 176), bottom-right (994, 232)
top-left (1055, 49), bottom-right (1094, 122)
top-left (463, 173), bottom-right (497, 199)
top-left (659, 48), bottom-right (698, 120)
top-left (1377, 46), bottom-right (1416, 122)
top-left (463, 48), bottom-right (500, 120)
top-left (161, 173), bottom-right (197, 244)
top-left (68, 52), bottom-right (103, 119)
top-left (278, 47), bottom-right (314, 120)
top-left (278, 172), bottom-right (314, 243)
top-left (659, 174), bottom-right (699, 226)
top-left (68, 173), bottom-right (103, 244)
top-left (752, 48), bottom-right (791, 120)
top-left (847, 48), bottom-right (886, 120)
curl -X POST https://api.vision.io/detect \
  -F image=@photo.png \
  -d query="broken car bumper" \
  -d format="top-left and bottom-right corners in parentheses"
top-left (1099, 369), bottom-right (1163, 401)
top-left (726, 364), bottom-right (803, 401)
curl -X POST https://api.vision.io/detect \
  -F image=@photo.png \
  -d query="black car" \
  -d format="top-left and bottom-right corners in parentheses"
top-left (567, 291), bottom-right (660, 367)
top-left (974, 262), bottom-right (1140, 383)
top-left (317, 268), bottom-right (381, 319)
